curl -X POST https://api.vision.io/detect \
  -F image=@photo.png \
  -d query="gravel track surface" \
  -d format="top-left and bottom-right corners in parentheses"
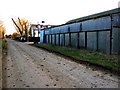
top-left (2, 39), bottom-right (119, 88)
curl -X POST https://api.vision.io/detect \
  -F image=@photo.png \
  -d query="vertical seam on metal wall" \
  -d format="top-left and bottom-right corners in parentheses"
top-left (51, 34), bottom-right (52, 44)
top-left (85, 31), bottom-right (87, 48)
top-left (55, 34), bottom-right (56, 45)
top-left (96, 31), bottom-right (99, 51)
top-left (77, 32), bottom-right (79, 48)
top-left (48, 35), bottom-right (50, 44)
top-left (58, 33), bottom-right (60, 46)
top-left (68, 26), bottom-right (71, 46)
top-left (64, 33), bottom-right (65, 46)
top-left (110, 15), bottom-right (113, 54)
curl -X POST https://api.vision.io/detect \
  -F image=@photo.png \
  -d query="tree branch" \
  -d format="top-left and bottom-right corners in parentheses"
top-left (18, 17), bottom-right (24, 34)
top-left (11, 18), bottom-right (22, 36)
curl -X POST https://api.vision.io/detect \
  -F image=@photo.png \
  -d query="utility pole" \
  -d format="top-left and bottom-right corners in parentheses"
top-left (38, 24), bottom-right (41, 37)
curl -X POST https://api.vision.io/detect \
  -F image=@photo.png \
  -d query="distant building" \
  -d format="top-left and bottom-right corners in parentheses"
top-left (29, 24), bottom-right (56, 37)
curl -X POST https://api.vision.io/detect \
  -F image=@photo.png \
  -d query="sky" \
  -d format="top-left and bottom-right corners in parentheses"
top-left (0, 0), bottom-right (120, 35)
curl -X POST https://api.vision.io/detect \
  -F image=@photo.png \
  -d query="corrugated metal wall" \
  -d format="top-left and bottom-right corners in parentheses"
top-left (79, 32), bottom-right (85, 48)
top-left (82, 16), bottom-right (111, 31)
top-left (44, 11), bottom-right (120, 54)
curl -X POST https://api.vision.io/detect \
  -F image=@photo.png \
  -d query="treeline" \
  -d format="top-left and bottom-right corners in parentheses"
top-left (0, 20), bottom-right (6, 39)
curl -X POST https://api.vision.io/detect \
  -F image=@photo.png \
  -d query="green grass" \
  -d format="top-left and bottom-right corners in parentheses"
top-left (0, 39), bottom-right (7, 49)
top-left (35, 44), bottom-right (119, 73)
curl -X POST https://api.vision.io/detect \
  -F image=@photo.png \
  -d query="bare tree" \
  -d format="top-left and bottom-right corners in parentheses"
top-left (11, 17), bottom-right (28, 40)
top-left (0, 20), bottom-right (6, 39)
top-left (11, 18), bottom-right (23, 36)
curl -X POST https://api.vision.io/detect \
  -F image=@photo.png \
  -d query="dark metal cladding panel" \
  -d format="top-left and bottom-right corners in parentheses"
top-left (54, 27), bottom-right (60, 34)
top-left (48, 35), bottom-right (50, 44)
top-left (112, 13), bottom-right (120, 27)
top-left (48, 28), bottom-right (50, 34)
top-left (44, 29), bottom-right (47, 34)
top-left (60, 25), bottom-right (69, 33)
top-left (69, 23), bottom-right (80, 32)
top-left (49, 28), bottom-right (51, 34)
top-left (82, 16), bottom-right (111, 31)
top-left (49, 35), bottom-right (52, 44)
top-left (71, 33), bottom-right (78, 48)
top-left (50, 27), bottom-right (60, 34)
top-left (98, 31), bottom-right (110, 53)
top-left (79, 32), bottom-right (85, 48)
top-left (46, 35), bottom-right (49, 43)
top-left (112, 28), bottom-right (120, 54)
top-left (50, 28), bottom-right (54, 34)
top-left (53, 27), bottom-right (59, 34)
top-left (46, 28), bottom-right (51, 35)
top-left (56, 34), bottom-right (59, 45)
top-left (53, 28), bottom-right (56, 34)
top-left (51, 28), bottom-right (54, 34)
top-left (65, 34), bottom-right (69, 46)
top-left (87, 32), bottom-right (97, 51)
top-left (60, 34), bottom-right (64, 46)
top-left (45, 29), bottom-right (50, 35)
top-left (52, 35), bottom-right (55, 45)
top-left (53, 27), bottom-right (57, 34)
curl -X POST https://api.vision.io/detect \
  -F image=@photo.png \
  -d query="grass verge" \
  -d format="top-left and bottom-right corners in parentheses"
top-left (2, 39), bottom-right (7, 49)
top-left (0, 39), bottom-right (7, 49)
top-left (34, 44), bottom-right (119, 74)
